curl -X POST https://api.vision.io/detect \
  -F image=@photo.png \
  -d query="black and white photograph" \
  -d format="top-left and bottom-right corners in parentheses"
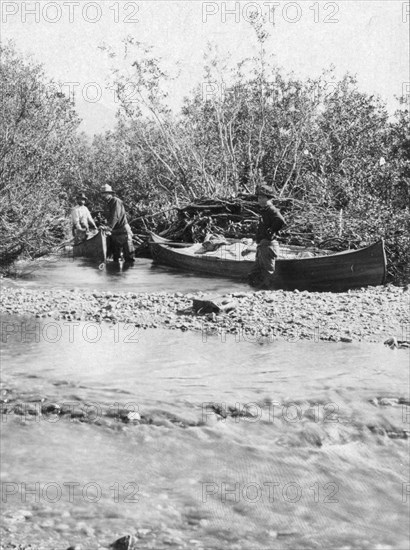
top-left (1, 1), bottom-right (409, 548)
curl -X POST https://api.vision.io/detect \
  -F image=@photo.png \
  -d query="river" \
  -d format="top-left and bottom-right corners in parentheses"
top-left (6, 256), bottom-right (245, 294)
top-left (1, 258), bottom-right (409, 549)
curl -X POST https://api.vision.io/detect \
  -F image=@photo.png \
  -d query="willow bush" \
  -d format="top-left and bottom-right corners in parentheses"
top-left (1, 37), bottom-right (409, 282)
top-left (0, 43), bottom-right (80, 266)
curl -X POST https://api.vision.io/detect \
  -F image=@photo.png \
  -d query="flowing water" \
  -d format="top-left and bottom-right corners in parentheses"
top-left (7, 256), bottom-right (245, 294)
top-left (1, 259), bottom-right (409, 549)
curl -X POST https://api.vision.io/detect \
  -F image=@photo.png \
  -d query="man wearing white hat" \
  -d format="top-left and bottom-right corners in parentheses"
top-left (101, 184), bottom-right (135, 263)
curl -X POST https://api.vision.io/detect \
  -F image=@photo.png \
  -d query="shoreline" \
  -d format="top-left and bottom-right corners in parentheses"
top-left (1, 284), bottom-right (408, 344)
top-left (1, 284), bottom-right (409, 550)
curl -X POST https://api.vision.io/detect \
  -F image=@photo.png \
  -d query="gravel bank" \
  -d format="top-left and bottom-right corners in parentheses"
top-left (1, 284), bottom-right (408, 343)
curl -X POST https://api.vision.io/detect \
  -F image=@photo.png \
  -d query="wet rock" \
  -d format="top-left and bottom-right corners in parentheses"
top-left (207, 403), bottom-right (227, 419)
top-left (367, 425), bottom-right (387, 436)
top-left (379, 397), bottom-right (399, 406)
top-left (387, 430), bottom-right (409, 439)
top-left (126, 411), bottom-right (141, 423)
top-left (110, 535), bottom-right (138, 550)
top-left (70, 408), bottom-right (86, 419)
top-left (41, 402), bottom-right (61, 414)
top-left (384, 337), bottom-right (398, 349)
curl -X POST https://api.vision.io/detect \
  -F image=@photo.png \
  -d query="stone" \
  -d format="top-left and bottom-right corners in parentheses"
top-left (192, 296), bottom-right (237, 314)
top-left (379, 397), bottom-right (398, 406)
top-left (127, 412), bottom-right (141, 423)
top-left (384, 336), bottom-right (399, 349)
top-left (55, 523), bottom-right (70, 531)
top-left (110, 535), bottom-right (138, 550)
top-left (70, 408), bottom-right (86, 419)
top-left (41, 402), bottom-right (61, 414)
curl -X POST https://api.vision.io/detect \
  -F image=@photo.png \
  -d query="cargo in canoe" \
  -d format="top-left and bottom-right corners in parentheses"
top-left (72, 230), bottom-right (107, 263)
top-left (149, 233), bottom-right (387, 291)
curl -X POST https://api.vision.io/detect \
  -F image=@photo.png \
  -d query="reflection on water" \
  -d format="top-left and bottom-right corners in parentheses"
top-left (1, 317), bottom-right (409, 549)
top-left (9, 255), bottom-right (247, 294)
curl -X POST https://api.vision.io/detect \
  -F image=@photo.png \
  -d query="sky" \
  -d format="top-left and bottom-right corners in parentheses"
top-left (2, 0), bottom-right (409, 135)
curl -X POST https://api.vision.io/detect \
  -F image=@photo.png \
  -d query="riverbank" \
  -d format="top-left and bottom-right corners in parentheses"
top-left (2, 287), bottom-right (409, 550)
top-left (1, 284), bottom-right (408, 343)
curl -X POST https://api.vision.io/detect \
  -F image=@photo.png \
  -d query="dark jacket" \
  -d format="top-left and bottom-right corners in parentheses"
top-left (104, 197), bottom-right (129, 234)
top-left (255, 202), bottom-right (285, 243)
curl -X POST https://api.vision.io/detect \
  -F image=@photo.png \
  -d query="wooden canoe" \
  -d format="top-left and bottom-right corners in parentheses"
top-left (149, 233), bottom-right (387, 291)
top-left (73, 230), bottom-right (107, 263)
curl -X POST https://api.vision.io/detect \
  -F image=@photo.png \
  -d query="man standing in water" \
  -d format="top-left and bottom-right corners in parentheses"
top-left (248, 184), bottom-right (285, 288)
top-left (71, 192), bottom-right (97, 243)
top-left (101, 184), bottom-right (135, 264)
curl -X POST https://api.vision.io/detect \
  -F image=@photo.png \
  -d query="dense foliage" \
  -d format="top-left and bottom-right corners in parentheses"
top-left (0, 43), bottom-right (83, 265)
top-left (1, 37), bottom-right (409, 282)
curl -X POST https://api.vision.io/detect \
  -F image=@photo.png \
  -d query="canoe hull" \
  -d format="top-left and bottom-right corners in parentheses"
top-left (73, 230), bottom-right (107, 263)
top-left (150, 235), bottom-right (386, 291)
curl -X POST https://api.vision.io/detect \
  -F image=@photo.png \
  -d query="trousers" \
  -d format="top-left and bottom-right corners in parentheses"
top-left (248, 239), bottom-right (279, 288)
top-left (108, 230), bottom-right (135, 262)
top-left (72, 226), bottom-right (88, 244)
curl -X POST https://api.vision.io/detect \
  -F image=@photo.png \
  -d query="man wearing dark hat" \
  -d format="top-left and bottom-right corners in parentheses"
top-left (71, 193), bottom-right (97, 243)
top-left (248, 184), bottom-right (285, 288)
top-left (101, 184), bottom-right (135, 264)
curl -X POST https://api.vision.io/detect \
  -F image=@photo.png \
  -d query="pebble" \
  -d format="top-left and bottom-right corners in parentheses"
top-left (110, 535), bottom-right (138, 549)
top-left (384, 337), bottom-right (398, 348)
top-left (0, 285), bottom-right (407, 344)
top-left (41, 402), bottom-right (61, 414)
top-left (55, 523), bottom-right (70, 531)
top-left (127, 412), bottom-right (141, 422)
top-left (379, 397), bottom-right (399, 406)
